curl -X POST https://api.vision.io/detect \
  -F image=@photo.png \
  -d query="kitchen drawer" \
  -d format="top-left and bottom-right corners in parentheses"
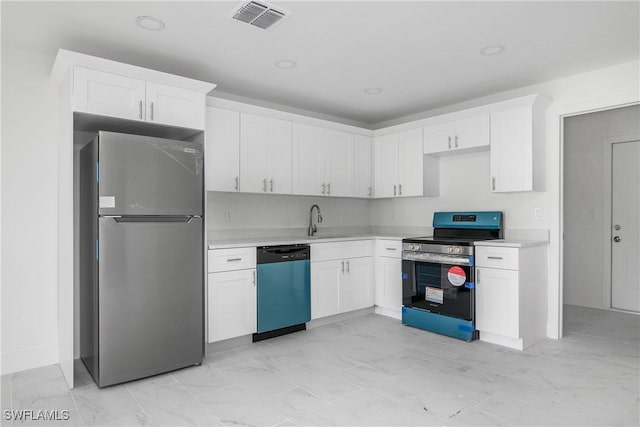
top-left (311, 240), bottom-right (373, 262)
top-left (475, 246), bottom-right (519, 270)
top-left (208, 247), bottom-right (257, 273)
top-left (375, 239), bottom-right (402, 258)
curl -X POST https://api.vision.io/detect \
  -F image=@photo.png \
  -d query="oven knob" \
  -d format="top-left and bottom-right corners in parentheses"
top-left (454, 247), bottom-right (461, 254)
top-left (413, 244), bottom-right (420, 251)
top-left (447, 247), bottom-right (453, 253)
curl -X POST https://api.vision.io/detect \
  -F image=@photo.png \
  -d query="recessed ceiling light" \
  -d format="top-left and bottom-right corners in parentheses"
top-left (480, 45), bottom-right (506, 56)
top-left (364, 88), bottom-right (383, 95)
top-left (135, 16), bottom-right (165, 31)
top-left (275, 59), bottom-right (297, 69)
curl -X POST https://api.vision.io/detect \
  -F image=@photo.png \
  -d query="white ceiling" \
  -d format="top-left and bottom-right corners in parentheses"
top-left (2, 1), bottom-right (639, 127)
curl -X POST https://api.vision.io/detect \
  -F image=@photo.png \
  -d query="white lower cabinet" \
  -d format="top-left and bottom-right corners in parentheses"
top-left (475, 244), bottom-right (547, 350)
top-left (374, 239), bottom-right (403, 318)
top-left (207, 248), bottom-right (257, 343)
top-left (310, 241), bottom-right (374, 319)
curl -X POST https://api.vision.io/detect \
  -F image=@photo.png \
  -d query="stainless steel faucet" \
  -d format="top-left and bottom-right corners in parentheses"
top-left (308, 204), bottom-right (323, 236)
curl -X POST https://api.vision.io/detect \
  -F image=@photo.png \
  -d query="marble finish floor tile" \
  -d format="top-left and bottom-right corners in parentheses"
top-left (3, 305), bottom-right (638, 426)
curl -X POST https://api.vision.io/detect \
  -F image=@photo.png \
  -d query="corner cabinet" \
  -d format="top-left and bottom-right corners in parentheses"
top-left (490, 97), bottom-right (548, 192)
top-left (423, 115), bottom-right (490, 155)
top-left (73, 66), bottom-right (206, 130)
top-left (373, 128), bottom-right (423, 198)
top-left (475, 243), bottom-right (547, 350)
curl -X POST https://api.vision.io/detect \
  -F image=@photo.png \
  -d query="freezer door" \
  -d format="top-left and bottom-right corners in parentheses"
top-left (98, 131), bottom-right (203, 215)
top-left (97, 216), bottom-right (203, 387)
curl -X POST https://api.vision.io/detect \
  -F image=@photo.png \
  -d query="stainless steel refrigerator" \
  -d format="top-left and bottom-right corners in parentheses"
top-left (80, 131), bottom-right (204, 387)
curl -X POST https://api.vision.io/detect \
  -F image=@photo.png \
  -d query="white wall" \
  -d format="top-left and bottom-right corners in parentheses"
top-left (207, 192), bottom-right (372, 238)
top-left (371, 59), bottom-right (640, 338)
top-left (563, 106), bottom-right (640, 309)
top-left (1, 46), bottom-right (60, 374)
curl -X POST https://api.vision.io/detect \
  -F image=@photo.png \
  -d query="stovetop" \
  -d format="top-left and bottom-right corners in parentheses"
top-left (402, 236), bottom-right (479, 246)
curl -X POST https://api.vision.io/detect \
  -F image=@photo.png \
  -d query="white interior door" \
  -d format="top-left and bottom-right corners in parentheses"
top-left (611, 140), bottom-right (640, 312)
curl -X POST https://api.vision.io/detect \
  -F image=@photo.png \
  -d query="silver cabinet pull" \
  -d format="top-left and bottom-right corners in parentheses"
top-left (150, 102), bottom-right (155, 121)
top-left (491, 177), bottom-right (496, 191)
top-left (368, 186), bottom-right (372, 197)
top-left (270, 179), bottom-right (274, 192)
top-left (346, 260), bottom-right (350, 273)
top-left (448, 136), bottom-right (452, 149)
top-left (327, 183), bottom-right (331, 195)
top-left (227, 258), bottom-right (242, 262)
top-left (385, 247), bottom-right (397, 251)
top-left (322, 183), bottom-right (326, 194)
top-left (341, 260), bottom-right (345, 273)
top-left (263, 178), bottom-right (267, 192)
top-left (454, 135), bottom-right (459, 148)
top-left (139, 100), bottom-right (143, 119)
top-left (252, 270), bottom-right (256, 285)
top-left (477, 269), bottom-right (480, 284)
top-left (487, 256), bottom-right (503, 260)
top-left (399, 184), bottom-right (403, 195)
top-left (234, 176), bottom-right (239, 191)
top-left (393, 185), bottom-right (397, 196)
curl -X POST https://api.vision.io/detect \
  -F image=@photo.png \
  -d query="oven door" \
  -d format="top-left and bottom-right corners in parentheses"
top-left (402, 258), bottom-right (474, 320)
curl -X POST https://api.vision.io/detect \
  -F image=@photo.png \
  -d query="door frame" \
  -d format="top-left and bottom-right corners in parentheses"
top-left (559, 103), bottom-right (640, 337)
top-left (605, 137), bottom-right (640, 310)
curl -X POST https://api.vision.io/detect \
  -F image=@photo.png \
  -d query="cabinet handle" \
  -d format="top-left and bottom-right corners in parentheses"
top-left (399, 184), bottom-right (403, 195)
top-left (346, 260), bottom-right (350, 273)
top-left (368, 186), bottom-right (372, 197)
top-left (234, 176), bottom-right (239, 191)
top-left (454, 135), bottom-right (459, 148)
top-left (491, 177), bottom-right (496, 191)
top-left (393, 185), bottom-right (397, 196)
top-left (327, 183), bottom-right (331, 195)
top-left (448, 136), bottom-right (452, 149)
top-left (385, 247), bottom-right (397, 251)
top-left (341, 260), bottom-right (345, 273)
top-left (227, 258), bottom-right (242, 262)
top-left (139, 100), bottom-right (143, 119)
top-left (252, 270), bottom-right (256, 286)
top-left (477, 269), bottom-right (480, 284)
top-left (322, 183), bottom-right (326, 194)
top-left (150, 102), bottom-right (154, 121)
top-left (270, 179), bottom-right (274, 192)
top-left (487, 256), bottom-right (504, 260)
top-left (263, 178), bottom-right (267, 192)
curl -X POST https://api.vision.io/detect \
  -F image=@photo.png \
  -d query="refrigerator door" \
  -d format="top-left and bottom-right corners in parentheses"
top-left (98, 131), bottom-right (203, 216)
top-left (97, 216), bottom-right (203, 387)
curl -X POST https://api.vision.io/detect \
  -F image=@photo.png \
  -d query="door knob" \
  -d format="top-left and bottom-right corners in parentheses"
top-left (613, 236), bottom-right (621, 242)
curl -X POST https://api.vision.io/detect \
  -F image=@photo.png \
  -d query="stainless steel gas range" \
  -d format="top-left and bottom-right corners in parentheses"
top-left (401, 211), bottom-right (503, 341)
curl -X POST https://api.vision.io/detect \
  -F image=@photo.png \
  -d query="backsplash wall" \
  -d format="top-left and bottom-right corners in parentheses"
top-left (207, 192), bottom-right (373, 238)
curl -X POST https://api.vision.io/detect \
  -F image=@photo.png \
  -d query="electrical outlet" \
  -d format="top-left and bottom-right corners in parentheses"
top-left (534, 208), bottom-right (542, 220)
top-left (225, 208), bottom-right (232, 222)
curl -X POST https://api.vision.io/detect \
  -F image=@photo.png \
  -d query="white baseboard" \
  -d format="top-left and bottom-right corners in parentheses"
top-left (1, 344), bottom-right (58, 375)
top-left (374, 305), bottom-right (402, 320)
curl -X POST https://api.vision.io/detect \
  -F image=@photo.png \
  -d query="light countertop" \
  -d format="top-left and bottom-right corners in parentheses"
top-left (474, 239), bottom-right (548, 248)
top-left (208, 234), bottom-right (409, 249)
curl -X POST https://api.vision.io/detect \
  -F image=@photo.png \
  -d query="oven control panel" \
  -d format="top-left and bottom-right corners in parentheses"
top-left (402, 242), bottom-right (473, 256)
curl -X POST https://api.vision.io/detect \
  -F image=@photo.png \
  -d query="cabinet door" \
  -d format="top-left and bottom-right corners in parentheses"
top-left (325, 129), bottom-right (353, 197)
top-left (423, 122), bottom-right (452, 154)
top-left (205, 107), bottom-right (240, 192)
top-left (208, 269), bottom-right (257, 343)
top-left (454, 115), bottom-right (490, 150)
top-left (397, 128), bottom-right (423, 197)
top-left (341, 257), bottom-right (374, 312)
top-left (292, 124), bottom-right (326, 196)
top-left (353, 135), bottom-right (373, 198)
top-left (240, 113), bottom-right (270, 193)
top-left (373, 134), bottom-right (399, 198)
top-left (475, 267), bottom-right (519, 338)
top-left (267, 118), bottom-right (293, 194)
top-left (146, 82), bottom-right (205, 130)
top-left (490, 106), bottom-right (533, 192)
top-left (311, 260), bottom-right (341, 319)
top-left (73, 67), bottom-right (145, 121)
top-left (375, 257), bottom-right (402, 310)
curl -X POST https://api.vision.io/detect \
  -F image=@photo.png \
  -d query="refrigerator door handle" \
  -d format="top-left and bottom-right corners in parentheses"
top-left (111, 216), bottom-right (195, 223)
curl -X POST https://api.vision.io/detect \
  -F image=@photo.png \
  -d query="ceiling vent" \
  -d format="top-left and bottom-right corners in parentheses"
top-left (230, 1), bottom-right (290, 30)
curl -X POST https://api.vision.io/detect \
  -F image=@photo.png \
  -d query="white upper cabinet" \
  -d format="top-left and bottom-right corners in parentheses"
top-left (73, 66), bottom-right (206, 130)
top-left (373, 128), bottom-right (423, 198)
top-left (292, 124), bottom-right (354, 197)
top-left (205, 107), bottom-right (240, 192)
top-left (423, 115), bottom-right (490, 155)
top-left (490, 100), bottom-right (545, 193)
top-left (240, 113), bottom-right (292, 194)
top-left (353, 135), bottom-right (373, 198)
